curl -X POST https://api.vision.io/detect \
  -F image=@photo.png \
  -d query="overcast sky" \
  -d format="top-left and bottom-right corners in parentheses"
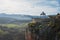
top-left (0, 0), bottom-right (60, 15)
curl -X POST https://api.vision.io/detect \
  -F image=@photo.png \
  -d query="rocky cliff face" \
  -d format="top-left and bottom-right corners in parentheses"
top-left (26, 14), bottom-right (60, 40)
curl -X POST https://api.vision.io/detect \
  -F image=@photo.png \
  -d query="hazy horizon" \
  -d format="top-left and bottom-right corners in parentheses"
top-left (0, 0), bottom-right (60, 16)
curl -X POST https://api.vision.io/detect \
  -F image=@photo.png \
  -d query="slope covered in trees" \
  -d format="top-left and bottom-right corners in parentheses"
top-left (27, 14), bottom-right (60, 40)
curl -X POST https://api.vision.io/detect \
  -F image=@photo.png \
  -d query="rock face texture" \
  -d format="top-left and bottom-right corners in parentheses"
top-left (26, 14), bottom-right (60, 40)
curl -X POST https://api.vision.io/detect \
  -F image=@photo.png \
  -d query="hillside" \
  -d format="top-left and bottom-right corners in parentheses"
top-left (0, 13), bottom-right (33, 24)
top-left (0, 13), bottom-right (32, 20)
top-left (0, 17), bottom-right (31, 24)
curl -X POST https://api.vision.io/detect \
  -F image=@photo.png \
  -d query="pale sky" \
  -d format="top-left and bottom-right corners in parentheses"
top-left (0, 0), bottom-right (60, 16)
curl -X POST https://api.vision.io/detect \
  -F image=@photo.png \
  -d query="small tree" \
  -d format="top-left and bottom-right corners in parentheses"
top-left (40, 11), bottom-right (46, 15)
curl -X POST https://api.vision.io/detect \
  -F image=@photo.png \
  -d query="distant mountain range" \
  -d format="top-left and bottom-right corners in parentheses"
top-left (0, 13), bottom-right (39, 24)
top-left (0, 13), bottom-right (55, 24)
top-left (0, 13), bottom-right (32, 20)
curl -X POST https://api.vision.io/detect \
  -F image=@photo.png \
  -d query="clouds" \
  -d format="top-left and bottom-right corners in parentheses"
top-left (33, 0), bottom-right (59, 6)
top-left (31, 0), bottom-right (59, 15)
top-left (0, 0), bottom-right (59, 15)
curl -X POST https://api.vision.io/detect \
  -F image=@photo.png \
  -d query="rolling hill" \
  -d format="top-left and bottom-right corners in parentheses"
top-left (0, 13), bottom-right (32, 24)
